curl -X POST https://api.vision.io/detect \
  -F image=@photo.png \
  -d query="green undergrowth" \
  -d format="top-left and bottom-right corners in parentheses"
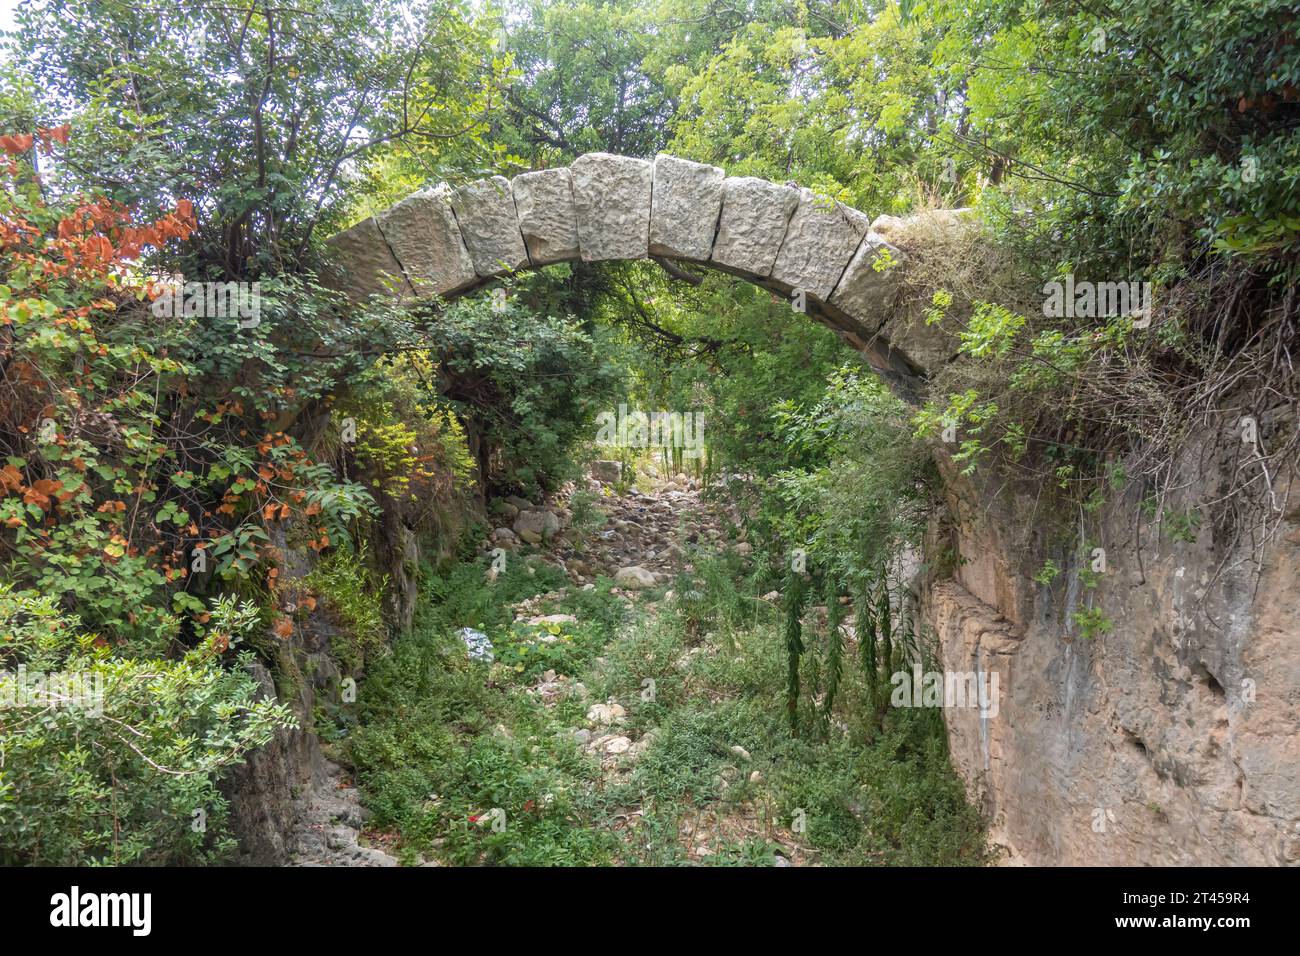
top-left (348, 552), bottom-right (988, 866)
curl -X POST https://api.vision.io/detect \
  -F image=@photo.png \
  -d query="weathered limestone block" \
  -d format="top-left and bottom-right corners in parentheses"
top-left (375, 185), bottom-right (477, 297)
top-left (450, 175), bottom-right (529, 277)
top-left (512, 168), bottom-right (580, 265)
top-left (870, 207), bottom-right (973, 247)
top-left (828, 231), bottom-right (905, 333)
top-left (571, 152), bottom-right (653, 261)
top-left (867, 209), bottom-right (977, 373)
top-left (709, 177), bottom-right (799, 277)
top-left (649, 154), bottom-right (724, 261)
top-left (323, 216), bottom-right (413, 301)
top-left (771, 188), bottom-right (870, 301)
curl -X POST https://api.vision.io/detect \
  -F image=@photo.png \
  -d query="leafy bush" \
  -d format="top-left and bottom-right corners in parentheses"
top-left (428, 291), bottom-right (624, 496)
top-left (0, 586), bottom-right (295, 865)
top-left (302, 547), bottom-right (388, 673)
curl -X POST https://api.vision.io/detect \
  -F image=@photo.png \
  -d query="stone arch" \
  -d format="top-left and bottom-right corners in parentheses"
top-left (326, 152), bottom-right (959, 401)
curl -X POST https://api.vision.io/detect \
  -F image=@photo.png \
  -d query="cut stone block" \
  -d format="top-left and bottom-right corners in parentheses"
top-left (571, 152), bottom-right (653, 261)
top-left (512, 168), bottom-right (580, 265)
top-left (709, 177), bottom-right (800, 277)
top-left (450, 175), bottom-right (529, 277)
top-left (323, 216), bottom-right (413, 301)
top-left (649, 154), bottom-right (724, 261)
top-left (375, 185), bottom-right (477, 297)
top-left (771, 188), bottom-right (870, 300)
top-left (828, 231), bottom-right (906, 333)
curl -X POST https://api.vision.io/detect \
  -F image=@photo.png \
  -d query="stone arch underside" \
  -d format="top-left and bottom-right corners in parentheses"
top-left (326, 152), bottom-right (960, 402)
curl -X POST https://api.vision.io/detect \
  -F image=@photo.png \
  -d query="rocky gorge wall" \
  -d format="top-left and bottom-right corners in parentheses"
top-left (922, 422), bottom-right (1299, 865)
top-left (221, 506), bottom-right (464, 864)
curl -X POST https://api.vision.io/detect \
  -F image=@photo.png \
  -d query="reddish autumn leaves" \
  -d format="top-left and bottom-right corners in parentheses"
top-left (0, 124), bottom-right (69, 157)
top-left (0, 464), bottom-right (72, 514)
top-left (2, 122), bottom-right (196, 285)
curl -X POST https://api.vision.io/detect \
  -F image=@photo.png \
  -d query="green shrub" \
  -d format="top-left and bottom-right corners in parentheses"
top-left (303, 546), bottom-right (389, 672)
top-left (0, 586), bottom-right (295, 865)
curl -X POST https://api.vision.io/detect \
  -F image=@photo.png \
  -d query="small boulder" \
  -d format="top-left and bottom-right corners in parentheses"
top-left (590, 460), bottom-right (623, 483)
top-left (614, 565), bottom-right (657, 589)
top-left (586, 702), bottom-right (627, 725)
top-left (528, 613), bottom-right (577, 626)
top-left (603, 735), bottom-right (632, 755)
top-left (514, 509), bottom-right (560, 544)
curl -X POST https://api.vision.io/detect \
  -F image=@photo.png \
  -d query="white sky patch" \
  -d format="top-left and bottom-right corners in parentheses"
top-left (0, 0), bottom-right (18, 35)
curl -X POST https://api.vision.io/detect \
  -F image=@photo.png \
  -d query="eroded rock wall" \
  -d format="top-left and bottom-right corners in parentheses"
top-left (923, 423), bottom-right (1299, 865)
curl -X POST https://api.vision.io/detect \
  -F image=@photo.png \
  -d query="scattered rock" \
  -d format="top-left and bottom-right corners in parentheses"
top-left (590, 460), bottom-right (623, 483)
top-left (514, 509), bottom-right (561, 544)
top-left (586, 702), bottom-right (627, 725)
top-left (730, 745), bottom-right (752, 761)
top-left (528, 613), bottom-right (577, 626)
top-left (614, 565), bottom-right (657, 589)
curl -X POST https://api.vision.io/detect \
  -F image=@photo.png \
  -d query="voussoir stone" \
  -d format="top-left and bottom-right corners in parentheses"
top-left (512, 168), bottom-right (580, 265)
top-left (450, 175), bottom-right (529, 277)
top-left (324, 216), bottom-right (413, 301)
top-left (710, 177), bottom-right (800, 277)
top-left (828, 231), bottom-right (906, 334)
top-left (770, 188), bottom-right (870, 301)
top-left (571, 153), bottom-right (653, 261)
top-left (375, 185), bottom-right (478, 297)
top-left (650, 154), bottom-right (724, 261)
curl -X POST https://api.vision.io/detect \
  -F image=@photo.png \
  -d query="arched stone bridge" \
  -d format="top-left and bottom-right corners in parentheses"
top-left (327, 152), bottom-right (966, 401)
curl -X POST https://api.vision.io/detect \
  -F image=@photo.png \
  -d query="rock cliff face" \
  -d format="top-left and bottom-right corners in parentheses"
top-left (922, 430), bottom-right (1299, 865)
top-left (220, 615), bottom-right (339, 864)
top-left (221, 517), bottom-right (442, 864)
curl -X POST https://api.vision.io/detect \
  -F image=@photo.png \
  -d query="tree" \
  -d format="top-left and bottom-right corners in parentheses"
top-left (10, 0), bottom-right (504, 276)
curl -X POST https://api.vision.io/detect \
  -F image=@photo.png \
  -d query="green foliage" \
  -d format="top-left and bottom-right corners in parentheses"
top-left (1071, 605), bottom-right (1114, 641)
top-left (10, 0), bottom-right (506, 272)
top-left (1033, 559), bottom-right (1063, 587)
top-left (0, 585), bottom-right (295, 865)
top-left (427, 290), bottom-right (624, 495)
top-left (303, 547), bottom-right (388, 673)
top-left (566, 489), bottom-right (607, 536)
top-left (769, 369), bottom-right (932, 586)
top-left (596, 589), bottom-right (988, 865)
top-left (1163, 507), bottom-right (1204, 544)
top-left (348, 558), bottom-right (623, 865)
top-left (339, 353), bottom-right (479, 526)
